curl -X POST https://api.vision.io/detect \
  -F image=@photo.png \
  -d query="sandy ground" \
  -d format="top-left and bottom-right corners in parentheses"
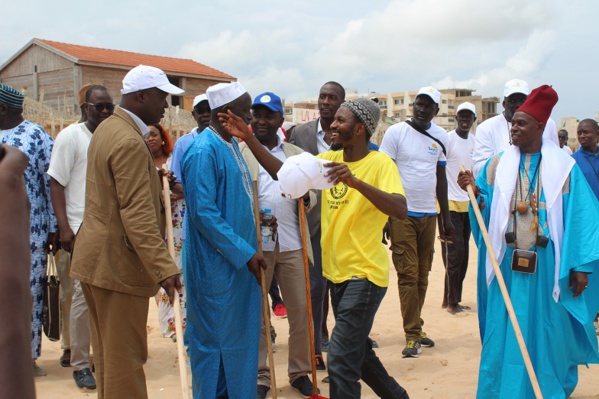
top-left (35, 238), bottom-right (599, 398)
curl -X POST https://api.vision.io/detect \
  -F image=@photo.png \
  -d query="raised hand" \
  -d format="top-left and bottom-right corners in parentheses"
top-left (324, 162), bottom-right (357, 187)
top-left (218, 109), bottom-right (252, 141)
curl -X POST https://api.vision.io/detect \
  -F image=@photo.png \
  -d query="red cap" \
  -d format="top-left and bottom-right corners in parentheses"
top-left (516, 85), bottom-right (558, 125)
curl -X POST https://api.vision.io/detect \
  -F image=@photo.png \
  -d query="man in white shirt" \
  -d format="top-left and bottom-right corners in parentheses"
top-left (472, 79), bottom-right (558, 177)
top-left (48, 84), bottom-right (114, 390)
top-left (240, 92), bottom-right (318, 399)
top-left (558, 129), bottom-right (573, 155)
top-left (380, 86), bottom-right (455, 358)
top-left (441, 102), bottom-right (476, 315)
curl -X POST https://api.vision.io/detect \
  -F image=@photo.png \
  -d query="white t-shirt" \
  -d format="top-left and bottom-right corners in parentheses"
top-left (380, 121), bottom-right (448, 214)
top-left (472, 113), bottom-right (558, 177)
top-left (561, 145), bottom-right (573, 155)
top-left (47, 123), bottom-right (92, 232)
top-left (446, 130), bottom-right (475, 203)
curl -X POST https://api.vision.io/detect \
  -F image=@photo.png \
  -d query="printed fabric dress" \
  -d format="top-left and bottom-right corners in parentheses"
top-left (154, 155), bottom-right (187, 339)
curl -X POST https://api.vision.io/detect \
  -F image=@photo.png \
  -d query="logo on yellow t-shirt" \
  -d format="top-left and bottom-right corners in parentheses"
top-left (330, 183), bottom-right (348, 199)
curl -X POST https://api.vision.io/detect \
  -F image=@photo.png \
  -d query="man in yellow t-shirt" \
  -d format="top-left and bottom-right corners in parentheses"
top-left (221, 97), bottom-right (410, 399)
top-left (317, 149), bottom-right (403, 288)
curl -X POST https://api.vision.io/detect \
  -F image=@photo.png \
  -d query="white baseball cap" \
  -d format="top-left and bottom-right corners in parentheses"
top-left (416, 86), bottom-right (441, 104)
top-left (503, 79), bottom-right (530, 98)
top-left (193, 94), bottom-right (208, 108)
top-left (456, 101), bottom-right (476, 117)
top-left (121, 65), bottom-right (184, 95)
top-left (277, 152), bottom-right (334, 199)
top-left (206, 82), bottom-right (246, 109)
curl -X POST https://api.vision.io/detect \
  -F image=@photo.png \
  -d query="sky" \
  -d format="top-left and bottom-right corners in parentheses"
top-left (1, 0), bottom-right (597, 123)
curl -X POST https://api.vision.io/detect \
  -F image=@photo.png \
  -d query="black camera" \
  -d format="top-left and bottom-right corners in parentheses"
top-left (505, 232), bottom-right (516, 244)
top-left (536, 236), bottom-right (549, 248)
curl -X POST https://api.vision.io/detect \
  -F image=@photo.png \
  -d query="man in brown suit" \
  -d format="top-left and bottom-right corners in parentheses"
top-left (71, 65), bottom-right (183, 399)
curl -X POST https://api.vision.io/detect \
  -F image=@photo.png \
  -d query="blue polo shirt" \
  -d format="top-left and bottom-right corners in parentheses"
top-left (171, 128), bottom-right (201, 183)
top-left (572, 146), bottom-right (599, 200)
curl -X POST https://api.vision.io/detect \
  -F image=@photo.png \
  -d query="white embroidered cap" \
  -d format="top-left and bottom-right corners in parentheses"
top-left (206, 82), bottom-right (246, 109)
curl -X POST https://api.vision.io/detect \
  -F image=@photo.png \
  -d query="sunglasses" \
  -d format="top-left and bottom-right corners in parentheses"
top-left (87, 102), bottom-right (115, 112)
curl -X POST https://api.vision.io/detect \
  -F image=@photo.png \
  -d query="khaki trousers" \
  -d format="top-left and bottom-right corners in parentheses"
top-left (390, 215), bottom-right (437, 342)
top-left (70, 280), bottom-right (91, 370)
top-left (56, 250), bottom-right (92, 369)
top-left (82, 283), bottom-right (149, 399)
top-left (55, 249), bottom-right (73, 350)
top-left (258, 245), bottom-right (311, 386)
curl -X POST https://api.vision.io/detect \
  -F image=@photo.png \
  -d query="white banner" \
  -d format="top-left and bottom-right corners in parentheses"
top-left (292, 108), bottom-right (320, 124)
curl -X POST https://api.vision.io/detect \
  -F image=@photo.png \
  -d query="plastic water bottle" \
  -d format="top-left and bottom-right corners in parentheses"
top-left (261, 208), bottom-right (274, 246)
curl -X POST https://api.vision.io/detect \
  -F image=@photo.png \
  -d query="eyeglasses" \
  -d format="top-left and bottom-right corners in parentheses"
top-left (87, 102), bottom-right (115, 112)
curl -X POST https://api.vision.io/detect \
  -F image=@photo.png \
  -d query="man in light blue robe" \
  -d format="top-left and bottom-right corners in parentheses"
top-left (460, 85), bottom-right (599, 398)
top-left (181, 82), bottom-right (266, 399)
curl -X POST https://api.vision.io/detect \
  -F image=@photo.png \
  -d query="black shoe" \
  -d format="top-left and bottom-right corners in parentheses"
top-left (73, 368), bottom-right (96, 390)
top-left (402, 341), bottom-right (422, 358)
top-left (322, 375), bottom-right (330, 384)
top-left (419, 332), bottom-right (435, 348)
top-left (256, 384), bottom-right (269, 399)
top-left (315, 354), bottom-right (326, 370)
top-left (60, 349), bottom-right (71, 367)
top-left (291, 375), bottom-right (318, 397)
top-left (447, 304), bottom-right (464, 315)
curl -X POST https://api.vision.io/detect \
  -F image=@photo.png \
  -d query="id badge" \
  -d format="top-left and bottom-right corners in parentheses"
top-left (511, 249), bottom-right (537, 274)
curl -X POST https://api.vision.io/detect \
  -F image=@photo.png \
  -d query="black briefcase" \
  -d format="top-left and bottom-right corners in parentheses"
top-left (42, 251), bottom-right (60, 341)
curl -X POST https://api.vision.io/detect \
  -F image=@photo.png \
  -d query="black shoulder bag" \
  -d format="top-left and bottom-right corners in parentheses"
top-left (405, 120), bottom-right (446, 156)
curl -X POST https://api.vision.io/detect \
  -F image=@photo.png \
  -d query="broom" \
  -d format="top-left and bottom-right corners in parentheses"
top-left (162, 164), bottom-right (191, 399)
top-left (299, 201), bottom-right (328, 398)
top-left (460, 166), bottom-right (542, 399)
top-left (252, 181), bottom-right (278, 398)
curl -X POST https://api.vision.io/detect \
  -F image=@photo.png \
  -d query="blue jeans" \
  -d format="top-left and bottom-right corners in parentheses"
top-left (328, 279), bottom-right (409, 399)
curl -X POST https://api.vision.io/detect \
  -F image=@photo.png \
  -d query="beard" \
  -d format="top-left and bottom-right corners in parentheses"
top-left (330, 142), bottom-right (343, 151)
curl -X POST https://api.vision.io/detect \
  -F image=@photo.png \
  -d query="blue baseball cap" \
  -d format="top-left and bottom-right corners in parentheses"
top-left (252, 92), bottom-right (284, 115)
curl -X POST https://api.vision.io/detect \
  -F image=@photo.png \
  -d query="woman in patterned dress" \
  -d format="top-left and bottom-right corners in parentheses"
top-left (146, 124), bottom-right (187, 340)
